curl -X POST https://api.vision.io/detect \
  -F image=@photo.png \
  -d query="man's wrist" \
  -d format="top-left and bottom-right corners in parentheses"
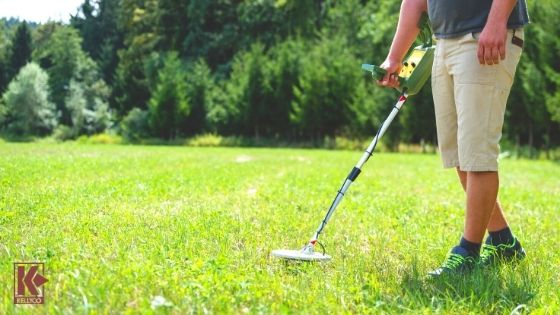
top-left (484, 18), bottom-right (508, 30)
top-left (386, 54), bottom-right (403, 64)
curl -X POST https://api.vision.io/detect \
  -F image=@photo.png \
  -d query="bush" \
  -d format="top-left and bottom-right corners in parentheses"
top-left (323, 136), bottom-right (380, 151)
top-left (76, 133), bottom-right (122, 145)
top-left (1, 63), bottom-right (57, 136)
top-left (185, 133), bottom-right (223, 147)
top-left (65, 78), bottom-right (112, 137)
top-left (52, 125), bottom-right (76, 141)
top-left (120, 108), bottom-right (150, 143)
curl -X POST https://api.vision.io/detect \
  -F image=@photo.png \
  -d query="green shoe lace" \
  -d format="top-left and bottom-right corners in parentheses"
top-left (441, 253), bottom-right (468, 270)
top-left (480, 243), bottom-right (498, 264)
top-left (480, 240), bottom-right (523, 265)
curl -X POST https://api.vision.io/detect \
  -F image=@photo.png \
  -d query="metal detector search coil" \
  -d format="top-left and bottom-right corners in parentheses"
top-left (271, 249), bottom-right (331, 262)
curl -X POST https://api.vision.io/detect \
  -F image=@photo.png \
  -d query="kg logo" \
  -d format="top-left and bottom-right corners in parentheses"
top-left (14, 262), bottom-right (48, 305)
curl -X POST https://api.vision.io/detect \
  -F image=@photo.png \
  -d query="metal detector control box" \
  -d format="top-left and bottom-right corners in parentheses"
top-left (362, 44), bottom-right (435, 96)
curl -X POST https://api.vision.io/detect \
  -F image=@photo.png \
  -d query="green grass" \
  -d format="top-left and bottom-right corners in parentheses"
top-left (1, 143), bottom-right (559, 314)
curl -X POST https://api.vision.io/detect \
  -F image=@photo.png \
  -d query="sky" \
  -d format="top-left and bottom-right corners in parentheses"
top-left (0, 0), bottom-right (84, 23)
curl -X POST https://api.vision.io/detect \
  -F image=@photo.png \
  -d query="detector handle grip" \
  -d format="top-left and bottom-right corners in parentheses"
top-left (361, 64), bottom-right (404, 84)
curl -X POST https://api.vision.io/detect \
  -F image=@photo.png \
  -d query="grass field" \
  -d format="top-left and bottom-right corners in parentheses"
top-left (1, 143), bottom-right (559, 314)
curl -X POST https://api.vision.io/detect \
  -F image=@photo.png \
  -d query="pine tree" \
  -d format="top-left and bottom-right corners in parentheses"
top-left (71, 0), bottom-right (123, 84)
top-left (148, 52), bottom-right (190, 139)
top-left (8, 21), bottom-right (32, 82)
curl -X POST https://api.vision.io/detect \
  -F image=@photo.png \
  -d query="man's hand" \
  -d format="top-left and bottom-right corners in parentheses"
top-left (477, 0), bottom-right (518, 65)
top-left (477, 23), bottom-right (508, 65)
top-left (376, 0), bottom-right (426, 88)
top-left (376, 58), bottom-right (402, 88)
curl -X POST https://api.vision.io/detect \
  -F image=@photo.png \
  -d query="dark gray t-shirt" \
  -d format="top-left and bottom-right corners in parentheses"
top-left (428, 0), bottom-right (530, 38)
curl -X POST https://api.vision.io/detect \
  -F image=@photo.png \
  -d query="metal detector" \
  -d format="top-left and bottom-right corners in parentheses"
top-left (271, 15), bottom-right (435, 262)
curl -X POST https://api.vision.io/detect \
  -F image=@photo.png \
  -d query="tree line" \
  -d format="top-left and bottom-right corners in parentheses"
top-left (0, 0), bottom-right (558, 152)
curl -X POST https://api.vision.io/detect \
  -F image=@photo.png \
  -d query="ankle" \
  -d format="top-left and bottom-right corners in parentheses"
top-left (459, 236), bottom-right (481, 257)
top-left (488, 226), bottom-right (514, 245)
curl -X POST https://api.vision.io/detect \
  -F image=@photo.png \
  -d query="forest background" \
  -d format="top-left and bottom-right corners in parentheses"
top-left (0, 0), bottom-right (558, 156)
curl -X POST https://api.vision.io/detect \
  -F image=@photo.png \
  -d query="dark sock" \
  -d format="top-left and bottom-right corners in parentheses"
top-left (459, 236), bottom-right (481, 256)
top-left (489, 226), bottom-right (514, 245)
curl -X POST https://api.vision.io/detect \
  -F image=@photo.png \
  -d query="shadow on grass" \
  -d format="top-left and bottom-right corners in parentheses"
top-left (275, 259), bottom-right (323, 275)
top-left (399, 262), bottom-right (536, 312)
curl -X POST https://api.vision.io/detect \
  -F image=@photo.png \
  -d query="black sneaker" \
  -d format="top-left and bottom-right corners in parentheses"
top-left (479, 237), bottom-right (526, 266)
top-left (428, 246), bottom-right (477, 277)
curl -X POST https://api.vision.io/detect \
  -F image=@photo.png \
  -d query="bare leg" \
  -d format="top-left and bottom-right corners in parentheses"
top-left (486, 200), bottom-right (509, 232)
top-left (455, 168), bottom-right (509, 240)
top-left (463, 171), bottom-right (499, 243)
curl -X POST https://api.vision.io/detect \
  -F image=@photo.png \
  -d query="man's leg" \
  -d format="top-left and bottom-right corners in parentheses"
top-left (428, 168), bottom-right (507, 276)
top-left (455, 168), bottom-right (525, 267)
top-left (456, 168), bottom-right (509, 236)
top-left (428, 169), bottom-right (498, 276)
top-left (463, 171), bottom-right (499, 243)
top-left (486, 200), bottom-right (509, 232)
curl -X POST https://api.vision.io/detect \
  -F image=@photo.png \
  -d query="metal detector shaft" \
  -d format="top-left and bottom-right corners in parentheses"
top-left (307, 93), bottom-right (409, 245)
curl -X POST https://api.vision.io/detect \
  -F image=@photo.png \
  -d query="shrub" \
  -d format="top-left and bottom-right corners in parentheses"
top-left (1, 63), bottom-right (57, 135)
top-left (120, 107), bottom-right (150, 143)
top-left (185, 133), bottom-right (223, 147)
top-left (65, 78), bottom-right (112, 137)
top-left (76, 133), bottom-right (122, 145)
top-left (52, 125), bottom-right (76, 141)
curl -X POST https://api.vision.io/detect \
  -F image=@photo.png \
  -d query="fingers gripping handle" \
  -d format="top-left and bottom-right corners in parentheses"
top-left (361, 64), bottom-right (385, 80)
top-left (361, 64), bottom-right (404, 84)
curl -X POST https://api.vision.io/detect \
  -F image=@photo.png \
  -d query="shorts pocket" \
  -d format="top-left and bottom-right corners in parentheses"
top-left (503, 33), bottom-right (523, 80)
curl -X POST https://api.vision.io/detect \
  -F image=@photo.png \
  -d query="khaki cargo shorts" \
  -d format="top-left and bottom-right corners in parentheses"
top-left (432, 29), bottom-right (524, 172)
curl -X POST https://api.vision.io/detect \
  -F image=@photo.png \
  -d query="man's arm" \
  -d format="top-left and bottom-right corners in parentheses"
top-left (378, 0), bottom-right (427, 88)
top-left (478, 0), bottom-right (518, 65)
